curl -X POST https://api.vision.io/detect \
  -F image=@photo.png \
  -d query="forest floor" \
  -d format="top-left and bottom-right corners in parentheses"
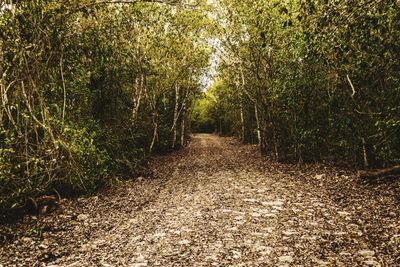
top-left (1, 134), bottom-right (400, 266)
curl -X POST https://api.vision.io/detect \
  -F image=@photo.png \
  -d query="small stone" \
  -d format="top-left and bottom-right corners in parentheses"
top-left (282, 230), bottom-right (298, 236)
top-left (77, 214), bottom-right (89, 221)
top-left (80, 244), bottom-right (94, 252)
top-left (364, 260), bottom-right (381, 267)
top-left (278, 255), bottom-right (294, 263)
top-left (261, 201), bottom-right (284, 206)
top-left (358, 250), bottom-right (375, 257)
top-left (243, 198), bottom-right (257, 203)
top-left (130, 254), bottom-right (147, 267)
top-left (179, 239), bottom-right (190, 245)
top-left (338, 211), bottom-right (351, 216)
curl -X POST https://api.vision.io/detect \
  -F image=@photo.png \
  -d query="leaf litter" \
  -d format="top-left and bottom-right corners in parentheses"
top-left (1, 134), bottom-right (399, 266)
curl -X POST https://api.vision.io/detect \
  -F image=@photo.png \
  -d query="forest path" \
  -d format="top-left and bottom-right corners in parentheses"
top-left (1, 134), bottom-right (397, 266)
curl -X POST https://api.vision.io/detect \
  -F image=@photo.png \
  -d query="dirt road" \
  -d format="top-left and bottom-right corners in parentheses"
top-left (1, 134), bottom-right (399, 266)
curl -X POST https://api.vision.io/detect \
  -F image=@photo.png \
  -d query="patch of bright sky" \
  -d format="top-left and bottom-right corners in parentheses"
top-left (199, 0), bottom-right (223, 92)
top-left (199, 38), bottom-right (221, 91)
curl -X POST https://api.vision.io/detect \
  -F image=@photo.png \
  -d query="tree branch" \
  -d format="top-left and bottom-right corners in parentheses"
top-left (73, 0), bottom-right (191, 13)
top-left (346, 74), bottom-right (356, 98)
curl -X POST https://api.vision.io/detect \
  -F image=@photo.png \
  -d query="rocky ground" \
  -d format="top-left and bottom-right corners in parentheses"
top-left (1, 134), bottom-right (399, 266)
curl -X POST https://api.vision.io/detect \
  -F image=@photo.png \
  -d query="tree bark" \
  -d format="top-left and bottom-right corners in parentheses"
top-left (171, 82), bottom-right (180, 149)
top-left (254, 103), bottom-right (262, 151)
top-left (358, 165), bottom-right (400, 179)
top-left (60, 48), bottom-right (66, 123)
top-left (149, 116), bottom-right (158, 153)
top-left (131, 73), bottom-right (144, 127)
top-left (240, 100), bottom-right (245, 142)
top-left (148, 90), bottom-right (158, 153)
top-left (362, 137), bottom-right (369, 168)
top-left (180, 97), bottom-right (186, 146)
top-left (0, 35), bottom-right (4, 123)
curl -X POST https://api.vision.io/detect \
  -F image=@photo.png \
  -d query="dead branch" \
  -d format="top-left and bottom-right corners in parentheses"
top-left (346, 74), bottom-right (356, 98)
top-left (358, 164), bottom-right (400, 179)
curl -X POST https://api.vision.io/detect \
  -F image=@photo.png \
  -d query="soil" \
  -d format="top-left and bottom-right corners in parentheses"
top-left (1, 134), bottom-right (399, 266)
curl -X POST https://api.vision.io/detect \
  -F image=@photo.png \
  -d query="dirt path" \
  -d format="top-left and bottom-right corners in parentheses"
top-left (1, 134), bottom-right (399, 266)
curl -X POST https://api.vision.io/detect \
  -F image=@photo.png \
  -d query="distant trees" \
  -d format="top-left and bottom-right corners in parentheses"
top-left (207, 0), bottom-right (400, 166)
top-left (191, 81), bottom-right (239, 135)
top-left (0, 0), bottom-right (212, 212)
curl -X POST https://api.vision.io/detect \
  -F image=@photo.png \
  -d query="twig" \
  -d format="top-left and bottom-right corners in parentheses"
top-left (60, 48), bottom-right (66, 123)
top-left (346, 74), bottom-right (356, 98)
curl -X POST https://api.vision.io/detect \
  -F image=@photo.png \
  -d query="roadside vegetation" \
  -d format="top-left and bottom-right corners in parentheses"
top-left (1, 0), bottom-right (400, 216)
top-left (198, 0), bottom-right (400, 168)
top-left (0, 0), bottom-right (212, 214)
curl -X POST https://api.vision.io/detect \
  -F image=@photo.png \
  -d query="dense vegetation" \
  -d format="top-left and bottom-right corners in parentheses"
top-left (1, 0), bottom-right (400, 214)
top-left (199, 0), bottom-right (400, 167)
top-left (0, 0), bottom-right (212, 213)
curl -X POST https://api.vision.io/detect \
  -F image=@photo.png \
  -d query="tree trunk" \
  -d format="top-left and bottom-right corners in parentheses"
top-left (358, 165), bottom-right (400, 179)
top-left (60, 48), bottom-right (66, 123)
top-left (149, 116), bottom-right (158, 153)
top-left (180, 98), bottom-right (186, 146)
top-left (131, 73), bottom-right (144, 128)
top-left (240, 101), bottom-right (245, 142)
top-left (269, 110), bottom-right (279, 159)
top-left (362, 137), bottom-right (369, 168)
top-left (0, 35), bottom-right (4, 123)
top-left (146, 86), bottom-right (158, 153)
top-left (171, 82), bottom-right (180, 149)
top-left (272, 125), bottom-right (279, 159)
top-left (254, 103), bottom-right (265, 154)
top-left (239, 65), bottom-right (246, 142)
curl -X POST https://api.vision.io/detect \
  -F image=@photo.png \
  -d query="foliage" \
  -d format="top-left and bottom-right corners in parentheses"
top-left (0, 0), bottom-right (212, 213)
top-left (191, 81), bottom-right (238, 134)
top-left (204, 0), bottom-right (400, 165)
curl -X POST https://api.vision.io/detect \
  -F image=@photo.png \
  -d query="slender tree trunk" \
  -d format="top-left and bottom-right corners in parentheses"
top-left (147, 88), bottom-right (158, 153)
top-left (180, 116), bottom-right (185, 147)
top-left (239, 64), bottom-right (247, 143)
top-left (362, 137), bottom-right (369, 168)
top-left (273, 125), bottom-right (279, 159)
top-left (131, 73), bottom-right (144, 127)
top-left (0, 36), bottom-right (4, 123)
top-left (269, 110), bottom-right (279, 159)
top-left (60, 48), bottom-right (66, 123)
top-left (180, 98), bottom-right (186, 146)
top-left (254, 103), bottom-right (262, 149)
top-left (149, 115), bottom-right (158, 153)
top-left (171, 82), bottom-right (180, 149)
top-left (240, 101), bottom-right (245, 142)
top-left (131, 23), bottom-right (144, 128)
